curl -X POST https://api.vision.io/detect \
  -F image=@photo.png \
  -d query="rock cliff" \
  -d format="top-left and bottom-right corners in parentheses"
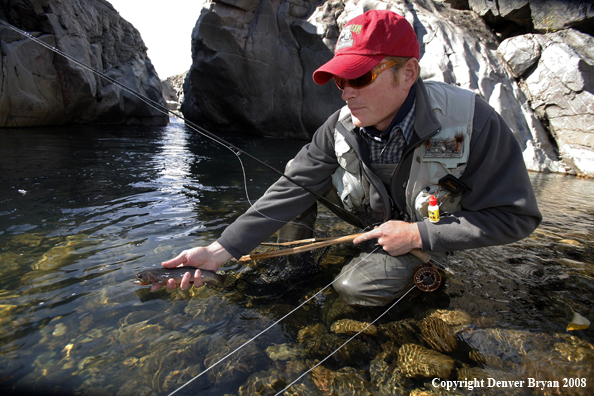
top-left (0, 0), bottom-right (168, 127)
top-left (182, 0), bottom-right (594, 175)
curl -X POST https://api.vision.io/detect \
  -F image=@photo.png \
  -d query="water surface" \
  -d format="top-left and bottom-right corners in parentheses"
top-left (0, 119), bottom-right (592, 395)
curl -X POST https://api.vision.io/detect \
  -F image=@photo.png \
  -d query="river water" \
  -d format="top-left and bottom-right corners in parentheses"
top-left (1, 118), bottom-right (593, 396)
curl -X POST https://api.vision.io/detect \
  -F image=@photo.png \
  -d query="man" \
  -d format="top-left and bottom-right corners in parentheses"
top-left (155, 10), bottom-right (541, 306)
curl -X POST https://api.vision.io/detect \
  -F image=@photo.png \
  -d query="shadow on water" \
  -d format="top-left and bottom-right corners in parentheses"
top-left (1, 120), bottom-right (593, 395)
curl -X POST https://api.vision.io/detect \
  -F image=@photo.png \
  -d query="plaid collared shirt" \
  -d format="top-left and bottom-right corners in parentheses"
top-left (361, 103), bottom-right (416, 164)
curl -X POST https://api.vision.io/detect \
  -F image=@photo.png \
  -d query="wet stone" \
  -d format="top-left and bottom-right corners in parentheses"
top-left (118, 311), bottom-right (156, 327)
top-left (283, 382), bottom-right (319, 396)
top-left (52, 323), bottom-right (67, 337)
top-left (32, 235), bottom-right (88, 271)
top-left (369, 357), bottom-right (413, 395)
top-left (376, 340), bottom-right (400, 362)
top-left (284, 359), bottom-right (309, 375)
top-left (397, 343), bottom-right (456, 379)
top-left (298, 323), bottom-right (374, 365)
top-left (140, 344), bottom-right (204, 392)
top-left (330, 319), bottom-right (377, 336)
top-left (378, 320), bottom-right (417, 346)
top-left (297, 323), bottom-right (327, 343)
top-left (409, 389), bottom-right (454, 396)
top-left (521, 336), bottom-right (594, 395)
top-left (321, 292), bottom-right (357, 324)
top-left (426, 308), bottom-right (472, 326)
top-left (468, 349), bottom-right (513, 372)
top-left (418, 316), bottom-right (458, 353)
top-left (237, 368), bottom-right (288, 396)
top-left (163, 314), bottom-right (189, 331)
top-left (184, 295), bottom-right (233, 323)
top-left (204, 334), bottom-right (264, 386)
top-left (459, 328), bottom-right (544, 365)
top-left (265, 343), bottom-right (305, 361)
top-left (123, 357), bottom-right (138, 368)
top-left (116, 322), bottom-right (163, 345)
top-left (116, 380), bottom-right (157, 396)
top-left (311, 365), bottom-right (377, 396)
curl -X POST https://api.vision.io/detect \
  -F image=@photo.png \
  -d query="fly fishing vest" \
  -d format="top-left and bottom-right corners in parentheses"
top-left (331, 80), bottom-right (476, 222)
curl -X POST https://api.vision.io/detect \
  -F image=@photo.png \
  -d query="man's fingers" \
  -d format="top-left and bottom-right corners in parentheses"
top-left (353, 229), bottom-right (380, 244)
top-left (180, 271), bottom-right (193, 290)
top-left (150, 284), bottom-right (163, 292)
top-left (193, 269), bottom-right (204, 287)
top-left (161, 251), bottom-right (187, 268)
top-left (166, 278), bottom-right (177, 290)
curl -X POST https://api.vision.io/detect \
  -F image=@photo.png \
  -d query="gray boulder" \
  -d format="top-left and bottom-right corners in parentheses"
top-left (465, 0), bottom-right (594, 35)
top-left (181, 0), bottom-right (338, 139)
top-left (500, 29), bottom-right (594, 176)
top-left (0, 0), bottom-right (168, 127)
top-left (162, 71), bottom-right (187, 112)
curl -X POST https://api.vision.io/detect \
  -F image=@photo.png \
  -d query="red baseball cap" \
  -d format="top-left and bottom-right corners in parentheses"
top-left (313, 10), bottom-right (420, 85)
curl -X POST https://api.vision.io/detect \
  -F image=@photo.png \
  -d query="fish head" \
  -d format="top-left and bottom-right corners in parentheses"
top-left (134, 271), bottom-right (159, 285)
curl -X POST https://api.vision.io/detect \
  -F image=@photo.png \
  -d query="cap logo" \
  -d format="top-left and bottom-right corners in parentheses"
top-left (335, 24), bottom-right (363, 51)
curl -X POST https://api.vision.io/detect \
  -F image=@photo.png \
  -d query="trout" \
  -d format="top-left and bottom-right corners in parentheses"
top-left (134, 266), bottom-right (226, 288)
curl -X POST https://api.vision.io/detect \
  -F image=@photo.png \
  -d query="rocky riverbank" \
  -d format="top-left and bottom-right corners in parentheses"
top-left (0, 0), bottom-right (167, 126)
top-left (181, 0), bottom-right (594, 176)
top-left (2, 0), bottom-right (593, 175)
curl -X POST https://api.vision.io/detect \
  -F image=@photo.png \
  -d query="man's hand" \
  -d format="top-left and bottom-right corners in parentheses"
top-left (352, 220), bottom-right (422, 256)
top-left (151, 242), bottom-right (232, 291)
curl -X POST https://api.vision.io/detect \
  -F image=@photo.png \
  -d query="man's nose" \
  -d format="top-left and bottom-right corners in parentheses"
top-left (341, 85), bottom-right (357, 102)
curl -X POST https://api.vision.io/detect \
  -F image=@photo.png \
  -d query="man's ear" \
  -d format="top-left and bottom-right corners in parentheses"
top-left (403, 58), bottom-right (419, 86)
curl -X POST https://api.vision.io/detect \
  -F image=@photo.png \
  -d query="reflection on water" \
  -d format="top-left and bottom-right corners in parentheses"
top-left (0, 119), bottom-right (593, 396)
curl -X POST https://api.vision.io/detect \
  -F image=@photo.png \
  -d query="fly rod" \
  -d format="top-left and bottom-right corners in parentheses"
top-left (239, 232), bottom-right (455, 276)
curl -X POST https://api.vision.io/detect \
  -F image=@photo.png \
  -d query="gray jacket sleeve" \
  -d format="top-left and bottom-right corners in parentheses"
top-left (416, 97), bottom-right (542, 252)
top-left (217, 111), bottom-right (341, 259)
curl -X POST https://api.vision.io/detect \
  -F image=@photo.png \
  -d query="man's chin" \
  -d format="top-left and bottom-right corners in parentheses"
top-left (352, 116), bottom-right (365, 128)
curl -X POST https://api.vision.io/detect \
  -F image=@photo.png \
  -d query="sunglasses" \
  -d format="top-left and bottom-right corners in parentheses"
top-left (334, 60), bottom-right (399, 90)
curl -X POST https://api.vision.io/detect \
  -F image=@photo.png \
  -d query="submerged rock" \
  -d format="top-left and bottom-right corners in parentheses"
top-left (425, 308), bottom-right (472, 326)
top-left (370, 356), bottom-right (413, 395)
top-left (140, 344), bottom-right (204, 392)
top-left (521, 335), bottom-right (594, 395)
top-left (237, 368), bottom-right (291, 396)
top-left (397, 343), bottom-right (456, 379)
top-left (418, 316), bottom-right (458, 353)
top-left (330, 319), bottom-right (377, 336)
top-left (311, 365), bottom-right (377, 395)
top-left (461, 327), bottom-right (594, 394)
top-left (265, 343), bottom-right (305, 361)
top-left (203, 334), bottom-right (264, 386)
top-left (378, 320), bottom-right (418, 346)
top-left (297, 323), bottom-right (374, 365)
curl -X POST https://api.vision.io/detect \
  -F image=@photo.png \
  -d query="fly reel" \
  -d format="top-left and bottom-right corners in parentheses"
top-left (413, 263), bottom-right (442, 292)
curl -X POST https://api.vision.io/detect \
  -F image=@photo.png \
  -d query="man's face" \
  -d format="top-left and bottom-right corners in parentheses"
top-left (341, 59), bottom-right (417, 131)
